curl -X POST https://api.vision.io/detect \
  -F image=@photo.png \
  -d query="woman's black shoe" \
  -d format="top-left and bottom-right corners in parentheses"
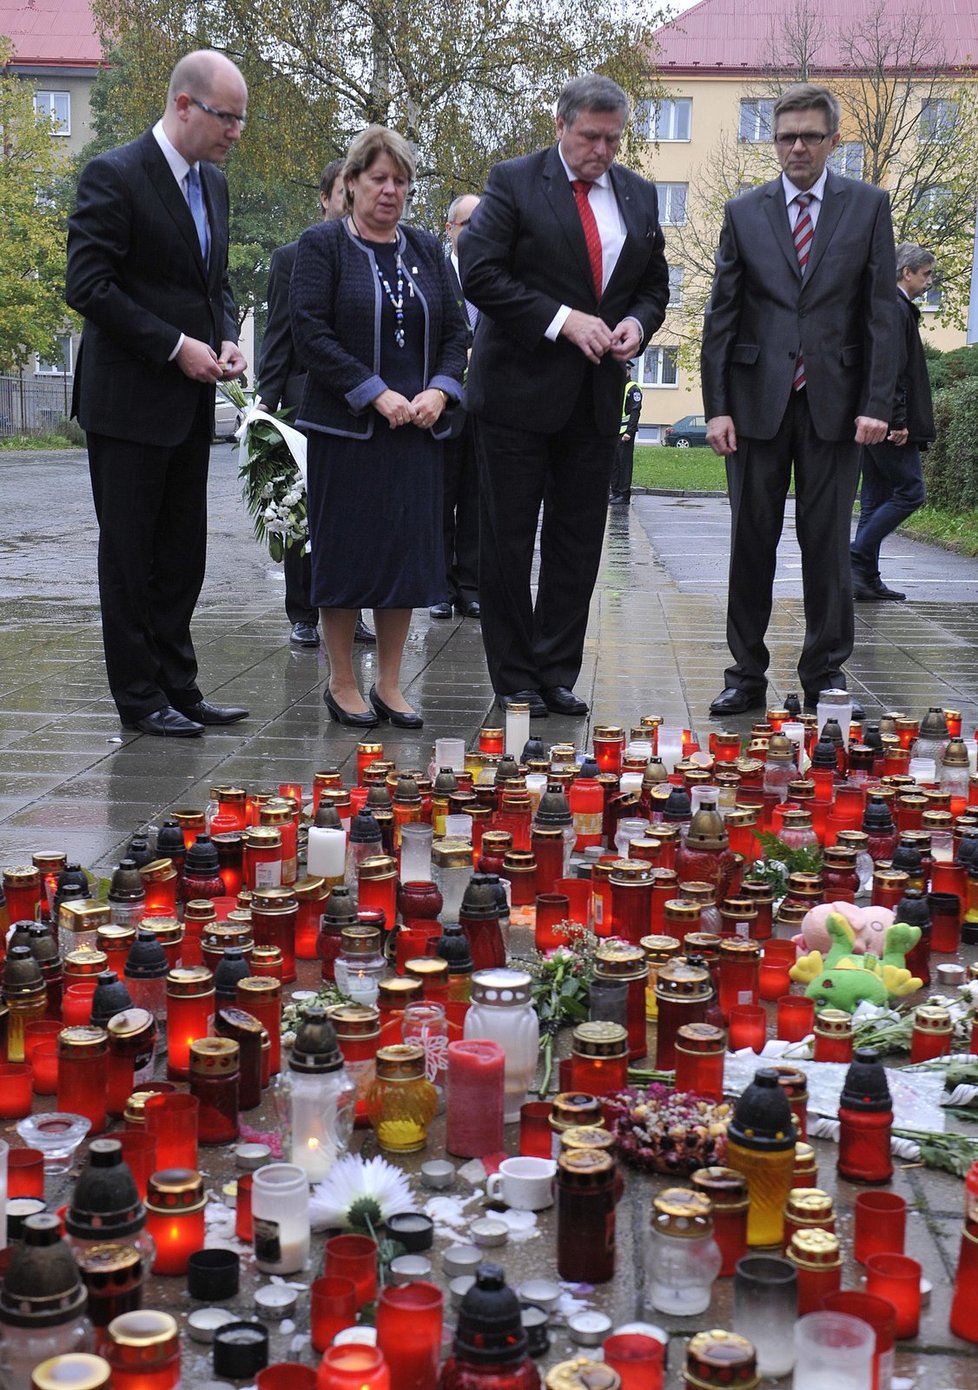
top-left (368, 684), bottom-right (423, 729)
top-left (323, 688), bottom-right (378, 727)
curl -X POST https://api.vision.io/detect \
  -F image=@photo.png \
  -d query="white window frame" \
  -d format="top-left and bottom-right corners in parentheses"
top-left (657, 183), bottom-right (687, 226)
top-left (668, 265), bottom-right (684, 308)
top-left (639, 345), bottom-right (679, 388)
top-left (35, 334), bottom-right (73, 376)
top-left (919, 98), bottom-right (958, 140)
top-left (34, 90), bottom-right (70, 136)
top-left (739, 98), bottom-right (774, 143)
top-left (829, 141), bottom-right (864, 180)
top-left (635, 97), bottom-right (691, 142)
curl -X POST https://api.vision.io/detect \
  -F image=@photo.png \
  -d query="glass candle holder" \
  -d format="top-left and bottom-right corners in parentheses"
top-left (252, 1163), bottom-right (310, 1275)
top-left (865, 1252), bottom-right (921, 1338)
top-left (325, 1233), bottom-right (378, 1308)
top-left (144, 1093), bottom-right (199, 1171)
top-left (375, 1282), bottom-right (443, 1390)
top-left (316, 1345), bottom-right (389, 1390)
top-left (534, 893), bottom-right (571, 953)
top-left (792, 1312), bottom-right (874, 1390)
top-left (519, 1101), bottom-right (554, 1159)
top-left (0, 1062), bottom-right (34, 1119)
top-left (728, 1004), bottom-right (766, 1052)
top-left (601, 1333), bottom-right (664, 1390)
top-left (30, 1039), bottom-right (60, 1095)
top-left (7, 1148), bottom-right (44, 1199)
top-left (115, 1131), bottom-right (156, 1202)
top-left (776, 994), bottom-right (815, 1043)
top-left (257, 1365), bottom-right (318, 1390)
top-left (820, 1291), bottom-right (896, 1390)
top-left (310, 1274), bottom-right (358, 1352)
top-left (144, 1169), bottom-right (206, 1276)
top-left (732, 1254), bottom-right (798, 1378)
top-left (234, 1173), bottom-right (253, 1243)
top-left (854, 1190), bottom-right (906, 1264)
top-left (104, 1310), bottom-right (180, 1390)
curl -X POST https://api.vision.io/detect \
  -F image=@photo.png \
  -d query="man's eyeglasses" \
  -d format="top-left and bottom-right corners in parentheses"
top-left (773, 131), bottom-right (829, 149)
top-left (189, 96), bottom-right (247, 130)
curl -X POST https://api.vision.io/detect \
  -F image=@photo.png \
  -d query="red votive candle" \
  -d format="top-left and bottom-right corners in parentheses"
top-left (61, 981), bottom-right (97, 1026)
top-left (144, 1092), bottom-right (199, 1170)
top-left (144, 1169), bottom-right (206, 1276)
top-left (602, 1332), bottom-right (665, 1390)
top-left (728, 1005), bottom-right (766, 1052)
top-left (29, 1039), bottom-right (59, 1095)
top-left (317, 1345), bottom-right (389, 1390)
top-left (257, 1365), bottom-right (318, 1390)
top-left (534, 893), bottom-right (570, 952)
top-left (325, 1234), bottom-right (378, 1308)
top-left (865, 1252), bottom-right (922, 1338)
top-left (116, 1130), bottom-right (157, 1201)
top-left (7, 1148), bottom-right (44, 1198)
top-left (821, 1289), bottom-right (896, 1390)
top-left (235, 1173), bottom-right (253, 1242)
top-left (375, 1282), bottom-right (443, 1390)
top-left (928, 891), bottom-right (962, 953)
top-left (554, 876), bottom-right (593, 927)
top-left (854, 1190), bottom-right (906, 1264)
top-left (445, 1039), bottom-right (505, 1159)
top-left (776, 994), bottom-right (815, 1043)
top-left (519, 1101), bottom-right (554, 1158)
top-left (310, 1274), bottom-right (358, 1352)
top-left (0, 1063), bottom-right (33, 1119)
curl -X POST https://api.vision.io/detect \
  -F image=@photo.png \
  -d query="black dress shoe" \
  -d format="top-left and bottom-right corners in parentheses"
top-left (323, 688), bottom-right (378, 727)
top-left (709, 687), bottom-right (766, 717)
top-left (174, 700), bottom-right (249, 725)
top-left (290, 621), bottom-right (320, 647)
top-left (429, 602), bottom-right (453, 619)
top-left (854, 577), bottom-right (906, 601)
top-left (456, 598), bottom-right (481, 619)
top-left (500, 689), bottom-right (548, 719)
top-left (608, 493), bottom-right (630, 505)
top-left (124, 706), bottom-right (204, 737)
top-left (354, 616), bottom-right (377, 643)
top-left (368, 684), bottom-right (423, 728)
top-left (541, 685), bottom-right (588, 716)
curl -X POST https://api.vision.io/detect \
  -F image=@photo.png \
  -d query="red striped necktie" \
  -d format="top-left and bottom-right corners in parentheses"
top-left (792, 192), bottom-right (814, 391)
top-left (571, 179), bottom-right (603, 300)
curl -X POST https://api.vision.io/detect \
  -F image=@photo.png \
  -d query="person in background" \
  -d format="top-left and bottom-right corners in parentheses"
top-left (850, 243), bottom-right (936, 602)
top-left (609, 368), bottom-right (643, 504)
top-left (291, 126), bottom-right (467, 729)
top-left (430, 193), bottom-right (481, 621)
top-left (257, 159), bottom-right (376, 647)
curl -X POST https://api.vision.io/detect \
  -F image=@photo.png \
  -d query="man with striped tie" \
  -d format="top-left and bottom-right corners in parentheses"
top-left (701, 83), bottom-right (897, 719)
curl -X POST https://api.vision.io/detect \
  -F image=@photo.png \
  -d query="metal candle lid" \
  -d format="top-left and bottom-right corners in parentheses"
top-left (684, 1330), bottom-right (759, 1388)
top-left (469, 969), bottom-right (532, 1007)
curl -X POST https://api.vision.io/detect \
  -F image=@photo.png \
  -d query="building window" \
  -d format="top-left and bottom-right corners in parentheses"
top-left (635, 97), bottom-right (691, 141)
top-left (35, 335), bottom-right (73, 376)
top-left (739, 98), bottom-right (774, 142)
top-left (657, 183), bottom-right (687, 226)
top-left (639, 345), bottom-right (679, 387)
top-left (922, 276), bottom-right (942, 311)
top-left (913, 185), bottom-right (951, 232)
top-left (34, 90), bottom-right (71, 135)
top-left (829, 142), bottom-right (864, 179)
top-left (919, 99), bottom-right (958, 139)
top-left (668, 265), bottom-right (684, 308)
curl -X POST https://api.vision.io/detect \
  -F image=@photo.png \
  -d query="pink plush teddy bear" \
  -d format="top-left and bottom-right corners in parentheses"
top-left (793, 900), bottom-right (894, 958)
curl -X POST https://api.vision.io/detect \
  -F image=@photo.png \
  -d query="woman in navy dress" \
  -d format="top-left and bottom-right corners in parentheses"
top-left (292, 126), bottom-right (467, 728)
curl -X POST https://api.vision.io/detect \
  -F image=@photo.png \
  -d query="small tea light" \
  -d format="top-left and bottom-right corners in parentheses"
top-left (390, 1255), bottom-right (433, 1285)
top-left (449, 1275), bottom-right (476, 1308)
top-left (254, 1284), bottom-right (298, 1321)
top-left (518, 1279), bottom-right (560, 1313)
top-left (471, 1218), bottom-right (508, 1248)
top-left (334, 1326), bottom-right (378, 1347)
top-left (385, 1212), bottom-right (434, 1252)
top-left (936, 963), bottom-right (966, 988)
top-left (420, 1160), bottom-right (455, 1190)
top-left (921, 1276), bottom-right (933, 1307)
top-left (235, 1142), bottom-right (272, 1171)
top-left (188, 1308), bottom-right (237, 1344)
top-left (442, 1244), bottom-right (483, 1278)
top-left (568, 1311), bottom-right (613, 1347)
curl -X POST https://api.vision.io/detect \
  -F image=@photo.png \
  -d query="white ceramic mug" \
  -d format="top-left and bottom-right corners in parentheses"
top-left (486, 1156), bottom-right (556, 1211)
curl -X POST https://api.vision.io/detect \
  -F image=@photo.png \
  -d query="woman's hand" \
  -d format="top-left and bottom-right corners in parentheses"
top-left (410, 388), bottom-right (448, 430)
top-left (373, 389), bottom-right (416, 428)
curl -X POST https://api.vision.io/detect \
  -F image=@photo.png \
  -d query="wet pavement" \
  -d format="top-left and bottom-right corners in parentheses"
top-left (2, 445), bottom-right (978, 1384)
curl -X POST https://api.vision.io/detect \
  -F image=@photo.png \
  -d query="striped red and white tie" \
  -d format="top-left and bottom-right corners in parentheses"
top-left (792, 192), bottom-right (813, 391)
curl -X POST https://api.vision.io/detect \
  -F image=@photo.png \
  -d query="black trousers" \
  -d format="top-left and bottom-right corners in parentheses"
top-left (724, 389), bottom-right (860, 699)
top-left (474, 395), bottom-right (615, 695)
top-left (610, 434), bottom-right (635, 497)
top-left (87, 391), bottom-right (210, 722)
top-left (440, 418), bottom-right (480, 604)
top-left (284, 543), bottom-right (317, 625)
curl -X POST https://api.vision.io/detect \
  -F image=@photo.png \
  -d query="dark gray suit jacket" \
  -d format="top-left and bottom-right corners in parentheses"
top-left (67, 128), bottom-right (237, 447)
top-left (700, 170), bottom-right (897, 441)
top-left (460, 144), bottom-right (669, 436)
top-left (256, 239), bottom-right (306, 414)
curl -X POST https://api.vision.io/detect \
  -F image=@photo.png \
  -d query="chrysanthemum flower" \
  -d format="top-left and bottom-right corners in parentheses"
top-left (309, 1154), bottom-right (416, 1233)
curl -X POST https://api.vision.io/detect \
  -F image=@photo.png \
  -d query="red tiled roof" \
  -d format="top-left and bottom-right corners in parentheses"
top-left (653, 0), bottom-right (978, 75)
top-left (1, 0), bottom-right (103, 68)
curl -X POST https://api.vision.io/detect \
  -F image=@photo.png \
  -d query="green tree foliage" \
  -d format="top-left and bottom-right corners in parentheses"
top-left (0, 45), bottom-right (76, 373)
top-left (925, 377), bottom-right (978, 512)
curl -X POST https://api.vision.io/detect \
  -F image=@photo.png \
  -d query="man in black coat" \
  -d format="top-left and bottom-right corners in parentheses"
top-left (257, 160), bottom-right (375, 648)
top-left (66, 49), bottom-right (250, 736)
top-left (460, 73), bottom-right (670, 718)
top-left (850, 244), bottom-right (936, 602)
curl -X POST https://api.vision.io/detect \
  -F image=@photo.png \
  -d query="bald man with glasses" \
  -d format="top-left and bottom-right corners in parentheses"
top-left (701, 82), bottom-right (897, 720)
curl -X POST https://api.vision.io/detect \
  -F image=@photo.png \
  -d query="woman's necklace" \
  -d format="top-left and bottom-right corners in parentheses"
top-left (350, 215), bottom-right (405, 349)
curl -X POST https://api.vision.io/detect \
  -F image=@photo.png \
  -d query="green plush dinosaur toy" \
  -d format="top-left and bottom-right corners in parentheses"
top-left (789, 910), bottom-right (923, 1013)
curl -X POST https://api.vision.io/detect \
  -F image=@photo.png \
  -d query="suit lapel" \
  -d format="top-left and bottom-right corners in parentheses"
top-left (762, 181), bottom-right (802, 280)
top-left (603, 165), bottom-right (645, 302)
top-left (803, 171), bottom-right (845, 285)
top-left (141, 132), bottom-right (209, 287)
top-left (542, 145), bottom-right (596, 302)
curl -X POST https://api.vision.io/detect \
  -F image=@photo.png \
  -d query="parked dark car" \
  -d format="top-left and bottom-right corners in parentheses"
top-left (664, 413), bottom-right (707, 448)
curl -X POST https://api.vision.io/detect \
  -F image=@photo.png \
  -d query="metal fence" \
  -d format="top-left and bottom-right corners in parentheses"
top-left (0, 373), bottom-right (73, 437)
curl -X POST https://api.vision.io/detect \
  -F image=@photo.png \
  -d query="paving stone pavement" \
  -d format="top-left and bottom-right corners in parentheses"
top-left (2, 446), bottom-right (978, 1383)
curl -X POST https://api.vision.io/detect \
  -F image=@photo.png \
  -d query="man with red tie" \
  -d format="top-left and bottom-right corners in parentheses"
top-left (460, 74), bottom-right (669, 717)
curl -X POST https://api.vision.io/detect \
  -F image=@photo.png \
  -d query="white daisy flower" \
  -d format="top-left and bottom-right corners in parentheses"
top-left (309, 1154), bottom-right (416, 1233)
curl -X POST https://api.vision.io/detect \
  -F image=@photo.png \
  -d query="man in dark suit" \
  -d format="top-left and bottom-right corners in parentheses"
top-left (256, 159), bottom-right (375, 648)
top-left (66, 50), bottom-right (250, 736)
top-left (430, 193), bottom-right (481, 622)
top-left (460, 73), bottom-right (670, 717)
top-left (701, 82), bottom-right (898, 719)
top-left (850, 243), bottom-right (935, 602)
